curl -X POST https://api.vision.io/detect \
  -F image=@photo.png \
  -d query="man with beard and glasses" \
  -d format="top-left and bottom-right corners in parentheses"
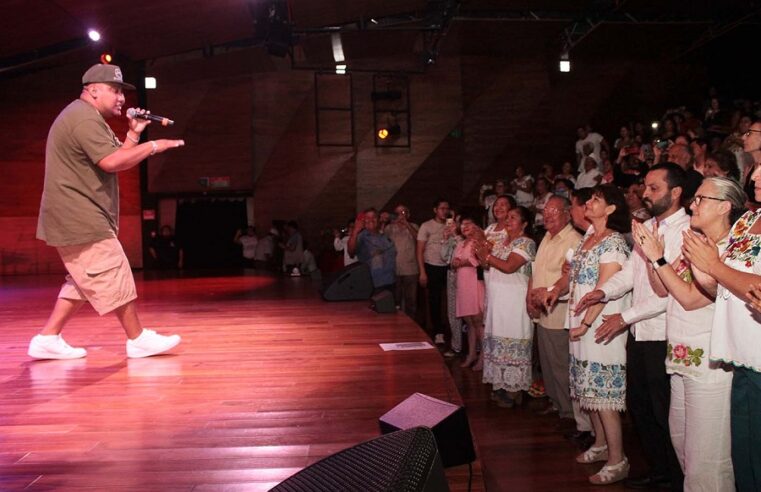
top-left (573, 163), bottom-right (689, 490)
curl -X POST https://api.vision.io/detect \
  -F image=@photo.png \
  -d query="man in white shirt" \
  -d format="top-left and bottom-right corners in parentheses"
top-left (575, 157), bottom-right (603, 189)
top-left (417, 198), bottom-right (451, 346)
top-left (575, 125), bottom-right (607, 168)
top-left (574, 163), bottom-right (689, 490)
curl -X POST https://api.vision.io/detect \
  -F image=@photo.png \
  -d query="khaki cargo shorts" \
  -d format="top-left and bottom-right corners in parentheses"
top-left (56, 237), bottom-right (138, 315)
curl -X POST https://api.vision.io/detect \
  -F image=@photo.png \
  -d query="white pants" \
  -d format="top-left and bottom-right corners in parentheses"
top-left (669, 371), bottom-right (734, 492)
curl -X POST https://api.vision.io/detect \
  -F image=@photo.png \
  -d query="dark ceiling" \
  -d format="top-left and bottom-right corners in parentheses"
top-left (0, 0), bottom-right (759, 74)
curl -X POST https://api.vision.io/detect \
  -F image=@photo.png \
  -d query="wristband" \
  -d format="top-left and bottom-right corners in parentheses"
top-left (149, 140), bottom-right (158, 156)
top-left (653, 257), bottom-right (668, 268)
top-left (126, 132), bottom-right (140, 144)
top-left (581, 321), bottom-right (592, 328)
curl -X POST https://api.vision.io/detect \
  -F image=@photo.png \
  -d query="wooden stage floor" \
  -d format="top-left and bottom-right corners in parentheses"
top-left (1, 271), bottom-right (638, 491)
top-left (0, 271), bottom-right (481, 491)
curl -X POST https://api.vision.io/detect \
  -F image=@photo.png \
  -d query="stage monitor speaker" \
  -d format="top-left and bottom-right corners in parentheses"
top-left (379, 393), bottom-right (476, 468)
top-left (371, 290), bottom-right (396, 314)
top-left (321, 263), bottom-right (374, 301)
top-left (271, 427), bottom-right (449, 492)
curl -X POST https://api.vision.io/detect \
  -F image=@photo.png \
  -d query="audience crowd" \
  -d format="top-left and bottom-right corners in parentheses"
top-left (321, 92), bottom-right (761, 490)
top-left (212, 91), bottom-right (761, 489)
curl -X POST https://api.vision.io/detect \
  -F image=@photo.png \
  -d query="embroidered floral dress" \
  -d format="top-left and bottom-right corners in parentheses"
top-left (482, 235), bottom-right (536, 392)
top-left (567, 230), bottom-right (631, 411)
top-left (710, 210), bottom-right (761, 372)
top-left (665, 247), bottom-right (729, 381)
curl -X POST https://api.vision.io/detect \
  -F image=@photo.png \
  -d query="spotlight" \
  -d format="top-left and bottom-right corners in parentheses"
top-left (559, 53), bottom-right (570, 73)
top-left (651, 121), bottom-right (659, 130)
top-left (100, 52), bottom-right (113, 64)
top-left (377, 124), bottom-right (401, 140)
top-left (144, 77), bottom-right (157, 89)
top-left (87, 29), bottom-right (101, 42)
top-left (335, 64), bottom-right (346, 75)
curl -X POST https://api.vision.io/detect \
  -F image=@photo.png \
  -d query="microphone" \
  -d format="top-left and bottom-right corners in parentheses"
top-left (126, 108), bottom-right (174, 126)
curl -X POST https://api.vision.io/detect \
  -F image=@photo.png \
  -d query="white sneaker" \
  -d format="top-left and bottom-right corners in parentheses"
top-left (28, 334), bottom-right (87, 360)
top-left (434, 334), bottom-right (446, 345)
top-left (126, 329), bottom-right (181, 358)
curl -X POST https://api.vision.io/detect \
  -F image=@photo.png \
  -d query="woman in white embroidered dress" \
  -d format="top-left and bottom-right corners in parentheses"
top-left (476, 205), bottom-right (535, 408)
top-left (634, 177), bottom-right (745, 491)
top-left (680, 136), bottom-right (761, 491)
top-left (545, 184), bottom-right (631, 485)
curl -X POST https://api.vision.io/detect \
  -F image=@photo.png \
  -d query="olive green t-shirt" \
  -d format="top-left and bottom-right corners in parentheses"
top-left (37, 99), bottom-right (121, 246)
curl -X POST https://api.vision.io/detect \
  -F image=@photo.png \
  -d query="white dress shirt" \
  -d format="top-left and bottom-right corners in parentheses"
top-left (601, 208), bottom-right (691, 341)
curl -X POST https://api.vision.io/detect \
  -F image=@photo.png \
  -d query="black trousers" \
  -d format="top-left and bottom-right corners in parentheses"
top-left (626, 334), bottom-right (683, 490)
top-left (424, 264), bottom-right (448, 336)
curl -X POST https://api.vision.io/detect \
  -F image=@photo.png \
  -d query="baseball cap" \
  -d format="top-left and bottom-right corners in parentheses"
top-left (82, 64), bottom-right (136, 90)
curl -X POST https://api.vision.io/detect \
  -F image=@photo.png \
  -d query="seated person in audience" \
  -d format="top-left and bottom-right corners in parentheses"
top-left (624, 181), bottom-right (651, 223)
top-left (512, 165), bottom-right (535, 208)
top-left (553, 178), bottom-right (575, 201)
top-left (576, 157), bottom-right (603, 189)
top-left (480, 179), bottom-right (508, 226)
top-left (556, 161), bottom-right (577, 186)
top-left (149, 225), bottom-right (183, 270)
top-left (703, 148), bottom-right (741, 181)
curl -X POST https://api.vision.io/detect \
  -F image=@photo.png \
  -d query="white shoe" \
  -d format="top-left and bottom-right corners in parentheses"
top-left (28, 334), bottom-right (87, 360)
top-left (434, 334), bottom-right (446, 345)
top-left (126, 329), bottom-right (181, 358)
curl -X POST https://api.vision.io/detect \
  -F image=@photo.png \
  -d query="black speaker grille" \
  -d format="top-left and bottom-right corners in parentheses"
top-left (271, 427), bottom-right (441, 492)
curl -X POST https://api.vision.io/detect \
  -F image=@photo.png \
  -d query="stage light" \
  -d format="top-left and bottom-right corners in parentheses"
top-left (331, 33), bottom-right (345, 63)
top-left (559, 53), bottom-right (570, 72)
top-left (88, 29), bottom-right (101, 42)
top-left (335, 64), bottom-right (346, 75)
top-left (377, 124), bottom-right (401, 140)
top-left (145, 77), bottom-right (157, 89)
top-left (651, 121), bottom-right (659, 130)
top-left (100, 52), bottom-right (113, 64)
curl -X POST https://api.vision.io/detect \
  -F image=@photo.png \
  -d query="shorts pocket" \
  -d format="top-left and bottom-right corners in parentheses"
top-left (85, 255), bottom-right (123, 277)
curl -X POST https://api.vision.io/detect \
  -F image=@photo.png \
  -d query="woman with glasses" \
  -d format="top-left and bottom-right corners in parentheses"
top-left (678, 126), bottom-right (761, 489)
top-left (633, 177), bottom-right (746, 491)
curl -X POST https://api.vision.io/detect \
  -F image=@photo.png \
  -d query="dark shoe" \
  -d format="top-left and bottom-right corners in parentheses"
top-left (495, 392), bottom-right (515, 408)
top-left (624, 475), bottom-right (671, 489)
top-left (535, 404), bottom-right (559, 416)
top-left (563, 430), bottom-right (595, 450)
top-left (490, 389), bottom-right (506, 401)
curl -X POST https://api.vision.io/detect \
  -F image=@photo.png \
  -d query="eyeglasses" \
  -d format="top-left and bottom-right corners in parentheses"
top-left (690, 194), bottom-right (725, 206)
top-left (744, 129), bottom-right (761, 137)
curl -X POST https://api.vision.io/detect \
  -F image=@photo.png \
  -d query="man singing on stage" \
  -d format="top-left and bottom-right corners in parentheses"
top-left (29, 63), bottom-right (185, 360)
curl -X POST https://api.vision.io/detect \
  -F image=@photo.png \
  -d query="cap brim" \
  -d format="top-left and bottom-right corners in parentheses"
top-left (83, 81), bottom-right (137, 90)
top-left (113, 81), bottom-right (137, 90)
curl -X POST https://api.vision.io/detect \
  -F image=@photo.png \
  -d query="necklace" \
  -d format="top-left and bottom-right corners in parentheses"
top-left (569, 229), bottom-right (612, 316)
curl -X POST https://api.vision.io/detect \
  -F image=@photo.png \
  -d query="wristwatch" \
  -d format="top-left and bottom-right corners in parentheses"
top-left (652, 257), bottom-right (668, 269)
